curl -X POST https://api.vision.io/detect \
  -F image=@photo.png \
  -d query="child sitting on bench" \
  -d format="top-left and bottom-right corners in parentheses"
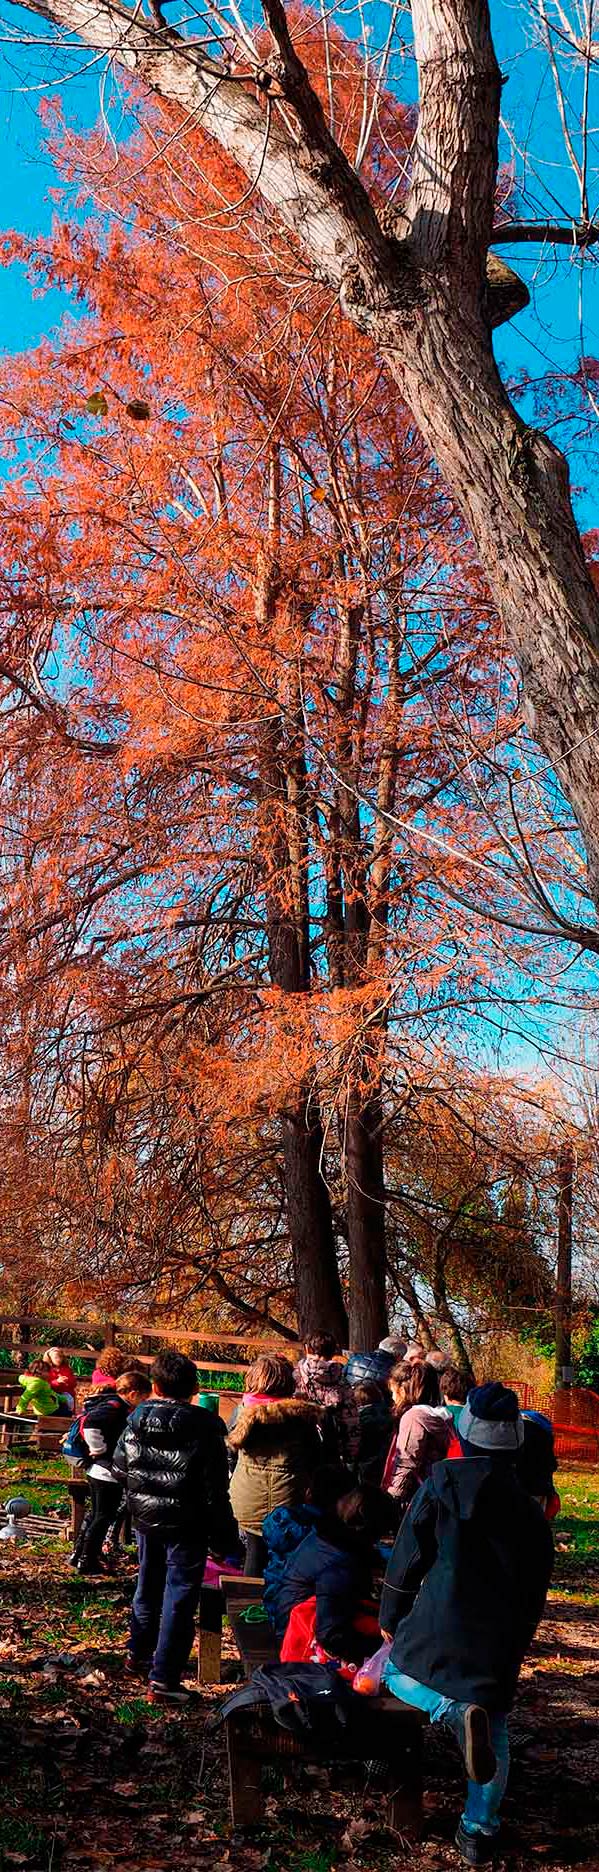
top-left (273, 1484), bottom-right (394, 1673)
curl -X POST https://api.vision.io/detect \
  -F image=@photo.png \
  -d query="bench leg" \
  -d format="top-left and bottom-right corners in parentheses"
top-left (197, 1587), bottom-right (223, 1685)
top-left (387, 1729), bottom-right (424, 1839)
top-left (226, 1719), bottom-right (264, 1826)
top-left (198, 1628), bottom-right (222, 1685)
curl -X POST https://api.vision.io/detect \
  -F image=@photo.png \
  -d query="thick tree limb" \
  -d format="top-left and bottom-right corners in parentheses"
top-left (492, 219), bottom-right (599, 247)
top-left (209, 1266), bottom-right (298, 1341)
top-left (5, 0), bottom-right (599, 905)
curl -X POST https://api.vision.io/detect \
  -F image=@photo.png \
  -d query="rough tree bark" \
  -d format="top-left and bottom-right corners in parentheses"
top-left (255, 456), bottom-right (348, 1346)
top-left (13, 0), bottom-right (599, 915)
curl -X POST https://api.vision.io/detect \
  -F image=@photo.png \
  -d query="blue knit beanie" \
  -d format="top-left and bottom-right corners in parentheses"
top-left (458, 1381), bottom-right (524, 1452)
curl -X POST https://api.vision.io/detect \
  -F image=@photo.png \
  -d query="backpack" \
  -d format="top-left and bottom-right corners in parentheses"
top-left (61, 1414), bottom-right (89, 1466)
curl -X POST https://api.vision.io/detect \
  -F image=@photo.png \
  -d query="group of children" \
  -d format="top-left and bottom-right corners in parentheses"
top-left (56, 1332), bottom-right (556, 1868)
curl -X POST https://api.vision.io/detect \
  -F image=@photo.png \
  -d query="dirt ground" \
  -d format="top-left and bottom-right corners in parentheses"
top-left (0, 1465), bottom-right (597, 1872)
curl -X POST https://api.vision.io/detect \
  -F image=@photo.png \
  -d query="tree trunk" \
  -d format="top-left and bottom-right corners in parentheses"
top-left (282, 1105), bottom-right (348, 1343)
top-left (256, 492), bottom-right (348, 1346)
top-left (555, 1140), bottom-right (574, 1389)
top-left (345, 1085), bottom-right (388, 1348)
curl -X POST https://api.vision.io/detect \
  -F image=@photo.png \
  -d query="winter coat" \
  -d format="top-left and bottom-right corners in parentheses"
top-left (272, 1525), bottom-right (376, 1662)
top-left (383, 1404), bottom-right (452, 1509)
top-left (82, 1386), bottom-right (129, 1481)
top-left (380, 1457), bottom-right (554, 1712)
top-left (228, 1397), bottom-right (323, 1535)
top-left (294, 1355), bottom-right (345, 1409)
top-left (517, 1411), bottom-right (558, 1501)
top-left (262, 1503), bottom-right (321, 1621)
top-left (345, 1351), bottom-right (395, 1387)
top-left (356, 1398), bottom-right (394, 1486)
top-left (16, 1375), bottom-right (58, 1418)
top-left (46, 1362), bottom-right (76, 1399)
top-left (113, 1397), bottom-right (237, 1550)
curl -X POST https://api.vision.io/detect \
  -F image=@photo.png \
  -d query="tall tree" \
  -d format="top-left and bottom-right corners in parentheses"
top-left (0, 66), bottom-right (540, 1342)
top-left (5, 0), bottom-right (599, 922)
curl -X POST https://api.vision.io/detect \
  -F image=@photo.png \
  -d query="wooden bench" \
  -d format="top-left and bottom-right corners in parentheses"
top-left (0, 1411), bottom-right (71, 1454)
top-left (221, 1580), bottom-right (424, 1836)
top-left (197, 1574), bottom-right (263, 1684)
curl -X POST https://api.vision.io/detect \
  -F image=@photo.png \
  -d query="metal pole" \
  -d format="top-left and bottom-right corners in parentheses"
top-left (555, 1140), bottom-right (574, 1390)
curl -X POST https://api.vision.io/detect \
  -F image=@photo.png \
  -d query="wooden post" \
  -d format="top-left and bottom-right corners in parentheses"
top-left (555, 1140), bottom-right (574, 1390)
top-left (226, 1717), bottom-right (264, 1825)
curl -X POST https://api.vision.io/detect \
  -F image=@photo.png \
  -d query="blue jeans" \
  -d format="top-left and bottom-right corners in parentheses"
top-left (384, 1662), bottom-right (510, 1837)
top-left (130, 1531), bottom-right (206, 1688)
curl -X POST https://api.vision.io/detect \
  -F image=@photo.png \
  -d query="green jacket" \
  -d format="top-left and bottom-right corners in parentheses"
top-left (16, 1375), bottom-right (59, 1417)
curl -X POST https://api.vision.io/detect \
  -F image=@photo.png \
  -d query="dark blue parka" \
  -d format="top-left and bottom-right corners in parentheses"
top-left (273, 1525), bottom-right (374, 1662)
top-left (380, 1457), bottom-right (553, 1712)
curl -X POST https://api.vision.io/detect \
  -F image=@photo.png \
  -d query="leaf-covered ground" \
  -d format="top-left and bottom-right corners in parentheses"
top-left (0, 1462), bottom-right (597, 1872)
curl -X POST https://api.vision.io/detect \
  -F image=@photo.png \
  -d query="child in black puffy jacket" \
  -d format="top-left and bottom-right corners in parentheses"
top-left (113, 1350), bottom-right (237, 1701)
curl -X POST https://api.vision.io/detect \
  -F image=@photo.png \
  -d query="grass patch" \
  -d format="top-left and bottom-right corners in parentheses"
top-left (553, 1465), bottom-right (599, 1593)
top-left (0, 1814), bottom-right (49, 1863)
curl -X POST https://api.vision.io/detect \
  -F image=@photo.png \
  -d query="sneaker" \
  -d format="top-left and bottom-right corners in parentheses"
top-left (463, 1706), bottom-right (497, 1785)
top-left (455, 1821), bottom-right (498, 1866)
top-left (124, 1656), bottom-right (149, 1680)
top-left (148, 1681), bottom-right (191, 1705)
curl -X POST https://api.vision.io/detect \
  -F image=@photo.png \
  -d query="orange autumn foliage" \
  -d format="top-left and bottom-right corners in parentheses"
top-left (0, 25), bottom-right (582, 1342)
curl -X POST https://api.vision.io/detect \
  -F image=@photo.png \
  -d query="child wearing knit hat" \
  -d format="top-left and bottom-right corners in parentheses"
top-left (379, 1382), bottom-right (554, 1866)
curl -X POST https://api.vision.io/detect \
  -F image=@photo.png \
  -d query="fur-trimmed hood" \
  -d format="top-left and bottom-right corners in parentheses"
top-left (228, 1395), bottom-right (321, 1453)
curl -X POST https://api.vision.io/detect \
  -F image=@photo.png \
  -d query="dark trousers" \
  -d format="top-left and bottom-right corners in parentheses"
top-left (243, 1530), bottom-right (267, 1576)
top-left (78, 1478), bottom-right (122, 1573)
top-left (130, 1531), bottom-right (206, 1688)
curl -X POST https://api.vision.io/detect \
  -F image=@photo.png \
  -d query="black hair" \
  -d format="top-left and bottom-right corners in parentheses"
top-left (334, 1484), bottom-right (397, 1541)
top-left (151, 1350), bottom-right (199, 1400)
top-left (308, 1463), bottom-right (353, 1509)
top-left (304, 1333), bottom-right (338, 1359)
top-left (442, 1365), bottom-right (470, 1404)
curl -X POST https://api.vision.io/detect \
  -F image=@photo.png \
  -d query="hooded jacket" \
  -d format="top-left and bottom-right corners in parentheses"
top-left (262, 1502), bottom-right (321, 1621)
top-left (82, 1386), bottom-right (128, 1481)
top-left (383, 1403), bottom-right (452, 1507)
top-left (112, 1397), bottom-right (237, 1550)
top-left (16, 1374), bottom-right (58, 1418)
top-left (294, 1355), bottom-right (345, 1409)
top-left (380, 1457), bottom-right (554, 1711)
top-left (228, 1397), bottom-right (323, 1535)
top-left (272, 1523), bottom-right (375, 1661)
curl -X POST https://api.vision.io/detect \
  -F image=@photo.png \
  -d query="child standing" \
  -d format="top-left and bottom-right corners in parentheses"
top-left (229, 1357), bottom-right (323, 1575)
top-left (382, 1360), bottom-right (452, 1510)
top-left (380, 1382), bottom-right (554, 1866)
top-left (75, 1380), bottom-right (129, 1575)
top-left (113, 1350), bottom-right (237, 1701)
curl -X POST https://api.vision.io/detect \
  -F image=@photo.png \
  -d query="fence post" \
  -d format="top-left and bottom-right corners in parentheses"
top-left (555, 1140), bottom-right (574, 1391)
